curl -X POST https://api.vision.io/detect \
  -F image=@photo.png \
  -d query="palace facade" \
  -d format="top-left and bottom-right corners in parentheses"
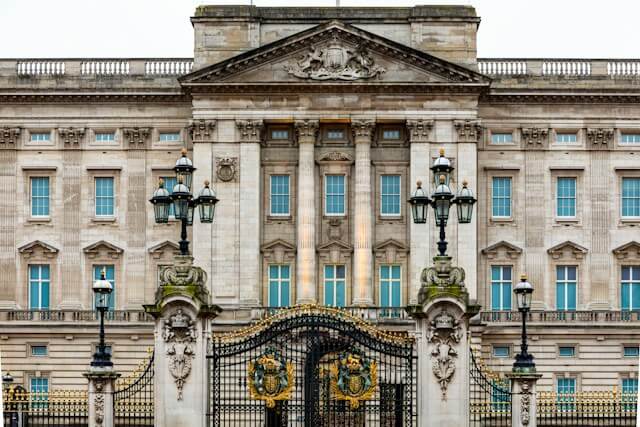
top-left (1, 5), bottom-right (639, 395)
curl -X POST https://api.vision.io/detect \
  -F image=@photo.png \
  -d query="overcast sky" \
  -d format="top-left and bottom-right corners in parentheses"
top-left (2, 0), bottom-right (639, 59)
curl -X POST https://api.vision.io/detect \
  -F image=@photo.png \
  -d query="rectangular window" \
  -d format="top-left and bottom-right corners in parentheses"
top-left (557, 378), bottom-right (576, 409)
top-left (159, 132), bottom-right (180, 142)
top-left (30, 177), bottom-right (50, 217)
top-left (622, 177), bottom-right (640, 218)
top-left (95, 177), bottom-right (114, 216)
top-left (327, 129), bottom-right (345, 140)
top-left (621, 266), bottom-right (640, 311)
top-left (556, 177), bottom-right (577, 217)
top-left (624, 346), bottom-right (640, 357)
top-left (324, 265), bottom-right (346, 307)
top-left (491, 266), bottom-right (512, 311)
top-left (270, 175), bottom-right (290, 216)
top-left (325, 175), bottom-right (345, 216)
top-left (491, 133), bottom-right (513, 144)
top-left (556, 266), bottom-right (577, 311)
top-left (492, 177), bottom-right (512, 218)
top-left (380, 175), bottom-right (401, 216)
top-left (380, 265), bottom-right (401, 317)
top-left (30, 132), bottom-right (50, 142)
top-left (162, 176), bottom-right (177, 218)
top-left (29, 265), bottom-right (50, 310)
top-left (95, 132), bottom-right (115, 142)
top-left (268, 265), bottom-right (290, 308)
top-left (382, 129), bottom-right (401, 140)
top-left (558, 346), bottom-right (575, 357)
top-left (31, 345), bottom-right (48, 357)
top-left (556, 133), bottom-right (577, 143)
top-left (622, 378), bottom-right (639, 394)
top-left (621, 134), bottom-right (640, 144)
top-left (270, 129), bottom-right (289, 140)
top-left (30, 377), bottom-right (49, 408)
top-left (492, 346), bottom-right (510, 358)
top-left (93, 265), bottom-right (115, 310)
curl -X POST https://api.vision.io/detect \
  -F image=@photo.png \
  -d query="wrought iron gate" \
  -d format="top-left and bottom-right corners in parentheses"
top-left (113, 350), bottom-right (155, 426)
top-left (469, 350), bottom-right (512, 426)
top-left (208, 306), bottom-right (416, 426)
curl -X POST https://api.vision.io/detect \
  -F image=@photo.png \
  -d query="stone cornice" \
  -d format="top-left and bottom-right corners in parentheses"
top-left (406, 119), bottom-right (434, 143)
top-left (294, 119), bottom-right (319, 143)
top-left (235, 119), bottom-right (264, 143)
top-left (481, 92), bottom-right (640, 104)
top-left (0, 93), bottom-right (190, 104)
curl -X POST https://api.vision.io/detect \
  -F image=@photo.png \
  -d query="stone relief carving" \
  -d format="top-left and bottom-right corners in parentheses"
top-left (586, 128), bottom-right (614, 146)
top-left (215, 157), bottom-right (238, 182)
top-left (58, 127), bottom-right (85, 145)
top-left (319, 151), bottom-right (353, 162)
top-left (406, 120), bottom-right (434, 143)
top-left (163, 309), bottom-right (197, 400)
top-left (189, 119), bottom-right (216, 142)
top-left (94, 379), bottom-right (105, 426)
top-left (158, 257), bottom-right (207, 287)
top-left (453, 120), bottom-right (482, 143)
top-left (521, 128), bottom-right (549, 146)
top-left (427, 310), bottom-right (463, 400)
top-left (236, 120), bottom-right (264, 143)
top-left (286, 36), bottom-right (385, 81)
top-left (122, 127), bottom-right (150, 148)
top-left (0, 127), bottom-right (20, 146)
top-left (521, 381), bottom-right (531, 426)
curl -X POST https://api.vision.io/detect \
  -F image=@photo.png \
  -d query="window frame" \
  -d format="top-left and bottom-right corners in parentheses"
top-left (379, 264), bottom-right (402, 308)
top-left (558, 345), bottom-right (576, 358)
top-left (621, 265), bottom-right (640, 311)
top-left (323, 264), bottom-right (346, 307)
top-left (621, 177), bottom-right (640, 220)
top-left (29, 131), bottom-right (51, 143)
top-left (30, 176), bottom-right (50, 219)
top-left (28, 264), bottom-right (50, 310)
top-left (556, 265), bottom-right (578, 311)
top-left (94, 132), bottom-right (116, 143)
top-left (380, 175), bottom-right (402, 217)
top-left (29, 344), bottom-right (49, 357)
top-left (94, 176), bottom-right (115, 218)
top-left (620, 133), bottom-right (640, 145)
top-left (324, 174), bottom-right (346, 217)
top-left (269, 175), bottom-right (291, 217)
top-left (556, 177), bottom-right (577, 219)
top-left (158, 132), bottom-right (181, 142)
top-left (491, 176), bottom-right (513, 219)
top-left (623, 345), bottom-right (640, 357)
top-left (490, 132), bottom-right (514, 145)
top-left (268, 264), bottom-right (291, 308)
top-left (555, 132), bottom-right (578, 144)
top-left (492, 345), bottom-right (511, 358)
top-left (490, 265), bottom-right (513, 311)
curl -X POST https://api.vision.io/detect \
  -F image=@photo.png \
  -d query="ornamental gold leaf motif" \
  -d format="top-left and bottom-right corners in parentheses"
top-left (247, 348), bottom-right (294, 408)
top-left (330, 350), bottom-right (377, 409)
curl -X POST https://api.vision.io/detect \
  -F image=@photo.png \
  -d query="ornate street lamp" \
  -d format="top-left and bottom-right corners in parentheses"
top-left (91, 268), bottom-right (113, 367)
top-left (513, 274), bottom-right (535, 371)
top-left (409, 148), bottom-right (477, 256)
top-left (149, 149), bottom-right (219, 255)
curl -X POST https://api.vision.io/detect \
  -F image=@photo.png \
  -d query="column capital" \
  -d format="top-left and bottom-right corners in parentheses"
top-left (406, 119), bottom-right (434, 143)
top-left (453, 119), bottom-right (482, 143)
top-left (294, 119), bottom-right (319, 143)
top-left (351, 118), bottom-right (376, 142)
top-left (122, 127), bottom-right (151, 150)
top-left (0, 127), bottom-right (20, 147)
top-left (58, 127), bottom-right (85, 147)
top-left (235, 119), bottom-right (264, 143)
top-left (189, 119), bottom-right (216, 143)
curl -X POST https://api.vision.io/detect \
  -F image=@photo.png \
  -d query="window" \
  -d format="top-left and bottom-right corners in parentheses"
top-left (95, 132), bottom-right (115, 142)
top-left (324, 265), bottom-right (346, 307)
top-left (624, 346), bottom-right (640, 357)
top-left (556, 266), bottom-right (577, 311)
top-left (30, 345), bottom-right (48, 357)
top-left (556, 177), bottom-right (576, 217)
top-left (492, 346), bottom-right (510, 358)
top-left (380, 265), bottom-right (401, 317)
top-left (559, 346), bottom-right (575, 357)
top-left (30, 376), bottom-right (49, 408)
top-left (270, 129), bottom-right (289, 140)
top-left (491, 133), bottom-right (513, 144)
top-left (93, 265), bottom-right (115, 310)
top-left (30, 177), bottom-right (50, 217)
top-left (382, 129), bottom-right (401, 140)
top-left (30, 132), bottom-right (50, 142)
top-left (95, 177), bottom-right (114, 216)
top-left (270, 175), bottom-right (290, 216)
top-left (159, 132), bottom-right (180, 142)
top-left (325, 175), bottom-right (345, 216)
top-left (268, 265), bottom-right (290, 307)
top-left (621, 266), bottom-right (640, 311)
top-left (557, 378), bottom-right (576, 409)
top-left (491, 266), bottom-right (512, 311)
top-left (29, 265), bottom-right (50, 310)
top-left (621, 134), bottom-right (640, 144)
top-left (492, 177), bottom-right (512, 218)
top-left (380, 175), bottom-right (401, 216)
top-left (327, 129), bottom-right (345, 140)
top-left (622, 378), bottom-right (638, 394)
top-left (622, 178), bottom-right (640, 218)
top-left (491, 379), bottom-right (511, 411)
top-left (556, 133), bottom-right (577, 143)
top-left (161, 176), bottom-right (177, 218)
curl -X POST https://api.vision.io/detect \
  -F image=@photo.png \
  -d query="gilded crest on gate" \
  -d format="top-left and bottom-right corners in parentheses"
top-left (247, 348), bottom-right (294, 408)
top-left (330, 350), bottom-right (377, 409)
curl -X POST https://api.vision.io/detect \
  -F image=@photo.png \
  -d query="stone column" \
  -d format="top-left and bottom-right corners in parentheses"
top-left (236, 120), bottom-right (263, 306)
top-left (294, 120), bottom-right (319, 304)
top-left (84, 368), bottom-right (120, 427)
top-left (0, 128), bottom-right (19, 308)
top-left (507, 372), bottom-right (542, 427)
top-left (407, 120), bottom-right (434, 305)
top-left (351, 119), bottom-right (375, 306)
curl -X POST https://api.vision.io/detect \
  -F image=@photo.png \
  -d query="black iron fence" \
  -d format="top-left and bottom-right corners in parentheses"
top-left (469, 350), bottom-right (512, 426)
top-left (2, 387), bottom-right (88, 427)
top-left (113, 350), bottom-right (155, 426)
top-left (537, 390), bottom-right (637, 426)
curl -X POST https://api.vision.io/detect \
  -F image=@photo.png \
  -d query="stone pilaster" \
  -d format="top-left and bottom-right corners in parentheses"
top-left (84, 368), bottom-right (119, 427)
top-left (0, 146), bottom-right (17, 308)
top-left (124, 149), bottom-right (146, 308)
top-left (236, 119), bottom-right (263, 305)
top-left (295, 119), bottom-right (319, 304)
top-left (60, 145), bottom-right (82, 309)
top-left (351, 118), bottom-right (375, 306)
top-left (507, 372), bottom-right (542, 427)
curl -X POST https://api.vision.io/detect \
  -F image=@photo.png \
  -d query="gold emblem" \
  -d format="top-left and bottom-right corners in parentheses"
top-left (248, 348), bottom-right (294, 408)
top-left (330, 351), bottom-right (377, 409)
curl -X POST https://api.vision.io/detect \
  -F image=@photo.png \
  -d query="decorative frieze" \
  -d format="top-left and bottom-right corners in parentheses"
top-left (294, 119), bottom-right (319, 142)
top-left (236, 119), bottom-right (264, 143)
top-left (406, 119), bottom-right (434, 143)
top-left (58, 127), bottom-right (85, 146)
top-left (0, 127), bottom-right (20, 147)
top-left (215, 157), bottom-right (238, 183)
top-left (188, 119), bottom-right (216, 142)
top-left (122, 127), bottom-right (151, 149)
top-left (453, 120), bottom-right (482, 143)
top-left (587, 128), bottom-right (614, 147)
top-left (351, 119), bottom-right (376, 141)
top-left (521, 127), bottom-right (549, 147)
top-left (318, 151), bottom-right (353, 162)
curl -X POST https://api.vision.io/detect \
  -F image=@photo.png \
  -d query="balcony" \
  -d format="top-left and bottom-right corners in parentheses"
top-left (480, 310), bottom-right (640, 324)
top-left (0, 309), bottom-right (154, 323)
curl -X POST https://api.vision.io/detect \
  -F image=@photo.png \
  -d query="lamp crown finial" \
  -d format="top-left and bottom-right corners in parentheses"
top-left (439, 148), bottom-right (445, 156)
top-left (416, 180), bottom-right (422, 188)
top-left (520, 274), bottom-right (528, 281)
top-left (462, 179), bottom-right (468, 187)
top-left (439, 174), bottom-right (446, 184)
top-left (158, 178), bottom-right (164, 187)
top-left (180, 147), bottom-right (188, 156)
top-left (101, 267), bottom-right (107, 280)
top-left (204, 179), bottom-right (210, 187)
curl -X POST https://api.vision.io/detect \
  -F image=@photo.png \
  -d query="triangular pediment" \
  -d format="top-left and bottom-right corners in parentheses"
top-left (180, 20), bottom-right (488, 89)
top-left (18, 240), bottom-right (58, 259)
top-left (547, 241), bottom-right (588, 260)
top-left (373, 239), bottom-right (408, 252)
top-left (317, 240), bottom-right (353, 252)
top-left (613, 241), bottom-right (640, 259)
top-left (261, 239), bottom-right (296, 252)
top-left (148, 240), bottom-right (180, 255)
top-left (481, 241), bottom-right (522, 260)
top-left (83, 240), bottom-right (123, 259)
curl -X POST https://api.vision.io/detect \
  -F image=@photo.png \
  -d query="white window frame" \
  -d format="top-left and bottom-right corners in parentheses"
top-left (95, 132), bottom-right (115, 143)
top-left (492, 345), bottom-right (510, 358)
top-left (621, 177), bottom-right (640, 219)
top-left (621, 133), bottom-right (640, 145)
top-left (490, 132), bottom-right (514, 144)
top-left (491, 177), bottom-right (513, 219)
top-left (94, 176), bottom-right (115, 218)
top-left (269, 175), bottom-right (290, 217)
top-left (324, 174), bottom-right (346, 216)
top-left (556, 265), bottom-right (578, 311)
top-left (30, 132), bottom-right (50, 142)
top-left (324, 264), bottom-right (346, 307)
top-left (491, 265), bottom-right (512, 311)
top-left (30, 344), bottom-right (48, 357)
top-left (380, 175), bottom-right (402, 217)
top-left (556, 133), bottom-right (578, 144)
top-left (28, 264), bottom-right (50, 310)
top-left (30, 176), bottom-right (50, 218)
top-left (158, 132), bottom-right (181, 142)
top-left (268, 264), bottom-right (291, 308)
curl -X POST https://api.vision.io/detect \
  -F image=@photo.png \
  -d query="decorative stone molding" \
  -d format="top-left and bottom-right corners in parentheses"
top-left (317, 240), bottom-right (353, 265)
top-left (261, 239), bottom-right (296, 264)
top-left (122, 127), bottom-right (151, 149)
top-left (453, 120), bottom-right (482, 143)
top-left (188, 119), bottom-right (216, 142)
top-left (613, 241), bottom-right (640, 260)
top-left (421, 256), bottom-right (465, 289)
top-left (327, 218), bottom-right (343, 240)
top-left (58, 127), bottom-right (85, 145)
top-left (148, 240), bottom-right (180, 260)
top-left (587, 128), bottom-right (614, 147)
top-left (318, 151), bottom-right (354, 163)
top-left (286, 35), bottom-right (385, 81)
top-left (373, 239), bottom-right (408, 264)
top-left (547, 241), bottom-right (588, 260)
top-left (406, 119), bottom-right (434, 143)
top-left (215, 157), bottom-right (238, 182)
top-left (94, 379), bottom-right (105, 426)
top-left (427, 310), bottom-right (462, 400)
top-left (521, 381), bottom-right (532, 426)
top-left (481, 241), bottom-right (523, 260)
top-left (351, 119), bottom-right (376, 141)
top-left (236, 119), bottom-right (264, 143)
top-left (521, 127), bottom-right (549, 147)
top-left (162, 308), bottom-right (197, 400)
top-left (83, 240), bottom-right (124, 259)
top-left (0, 127), bottom-right (20, 146)
top-left (294, 119), bottom-right (319, 142)
top-left (158, 255), bottom-right (207, 288)
top-left (18, 240), bottom-right (59, 259)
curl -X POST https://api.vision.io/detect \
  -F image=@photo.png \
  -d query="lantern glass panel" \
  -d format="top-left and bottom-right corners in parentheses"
top-left (176, 171), bottom-right (193, 191)
top-left (434, 199), bottom-right (451, 226)
top-left (186, 203), bottom-right (195, 226)
top-left (174, 198), bottom-right (189, 220)
top-left (433, 171), bottom-right (451, 187)
top-left (95, 292), bottom-right (109, 309)
top-left (457, 201), bottom-right (474, 224)
top-left (411, 201), bottom-right (427, 224)
top-left (199, 202), bottom-right (215, 223)
top-left (153, 202), bottom-right (170, 224)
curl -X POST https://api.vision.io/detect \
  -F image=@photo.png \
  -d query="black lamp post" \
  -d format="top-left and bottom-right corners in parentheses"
top-left (408, 149), bottom-right (477, 256)
top-left (91, 268), bottom-right (113, 367)
top-left (513, 274), bottom-right (535, 371)
top-left (149, 148), bottom-right (219, 255)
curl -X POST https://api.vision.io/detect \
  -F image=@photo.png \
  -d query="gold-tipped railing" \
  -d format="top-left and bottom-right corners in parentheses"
top-left (537, 388), bottom-right (637, 425)
top-left (2, 388), bottom-right (88, 423)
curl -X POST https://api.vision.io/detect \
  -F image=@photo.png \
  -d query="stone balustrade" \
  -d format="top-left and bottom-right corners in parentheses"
top-left (481, 310), bottom-right (640, 323)
top-left (0, 309), bottom-right (154, 322)
top-left (478, 58), bottom-right (640, 77)
top-left (3, 58), bottom-right (193, 77)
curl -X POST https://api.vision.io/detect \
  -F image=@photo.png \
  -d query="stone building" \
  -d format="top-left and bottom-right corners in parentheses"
top-left (0, 4), bottom-right (639, 396)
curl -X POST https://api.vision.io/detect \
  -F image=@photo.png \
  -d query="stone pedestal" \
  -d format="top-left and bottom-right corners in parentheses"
top-left (144, 255), bottom-right (221, 427)
top-left (84, 368), bottom-right (120, 427)
top-left (507, 372), bottom-right (542, 427)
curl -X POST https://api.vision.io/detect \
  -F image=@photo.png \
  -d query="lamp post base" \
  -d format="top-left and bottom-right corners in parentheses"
top-left (513, 353), bottom-right (536, 373)
top-left (90, 351), bottom-right (113, 368)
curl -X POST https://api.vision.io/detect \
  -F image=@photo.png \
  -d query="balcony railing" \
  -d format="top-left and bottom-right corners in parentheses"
top-left (481, 310), bottom-right (640, 323)
top-left (0, 309), bottom-right (154, 322)
top-left (4, 58), bottom-right (194, 77)
top-left (478, 58), bottom-right (640, 77)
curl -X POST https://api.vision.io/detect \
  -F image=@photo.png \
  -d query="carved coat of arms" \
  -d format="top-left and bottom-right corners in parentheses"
top-left (248, 348), bottom-right (294, 408)
top-left (163, 309), bottom-right (197, 400)
top-left (330, 350), bottom-right (377, 409)
top-left (286, 36), bottom-right (385, 81)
